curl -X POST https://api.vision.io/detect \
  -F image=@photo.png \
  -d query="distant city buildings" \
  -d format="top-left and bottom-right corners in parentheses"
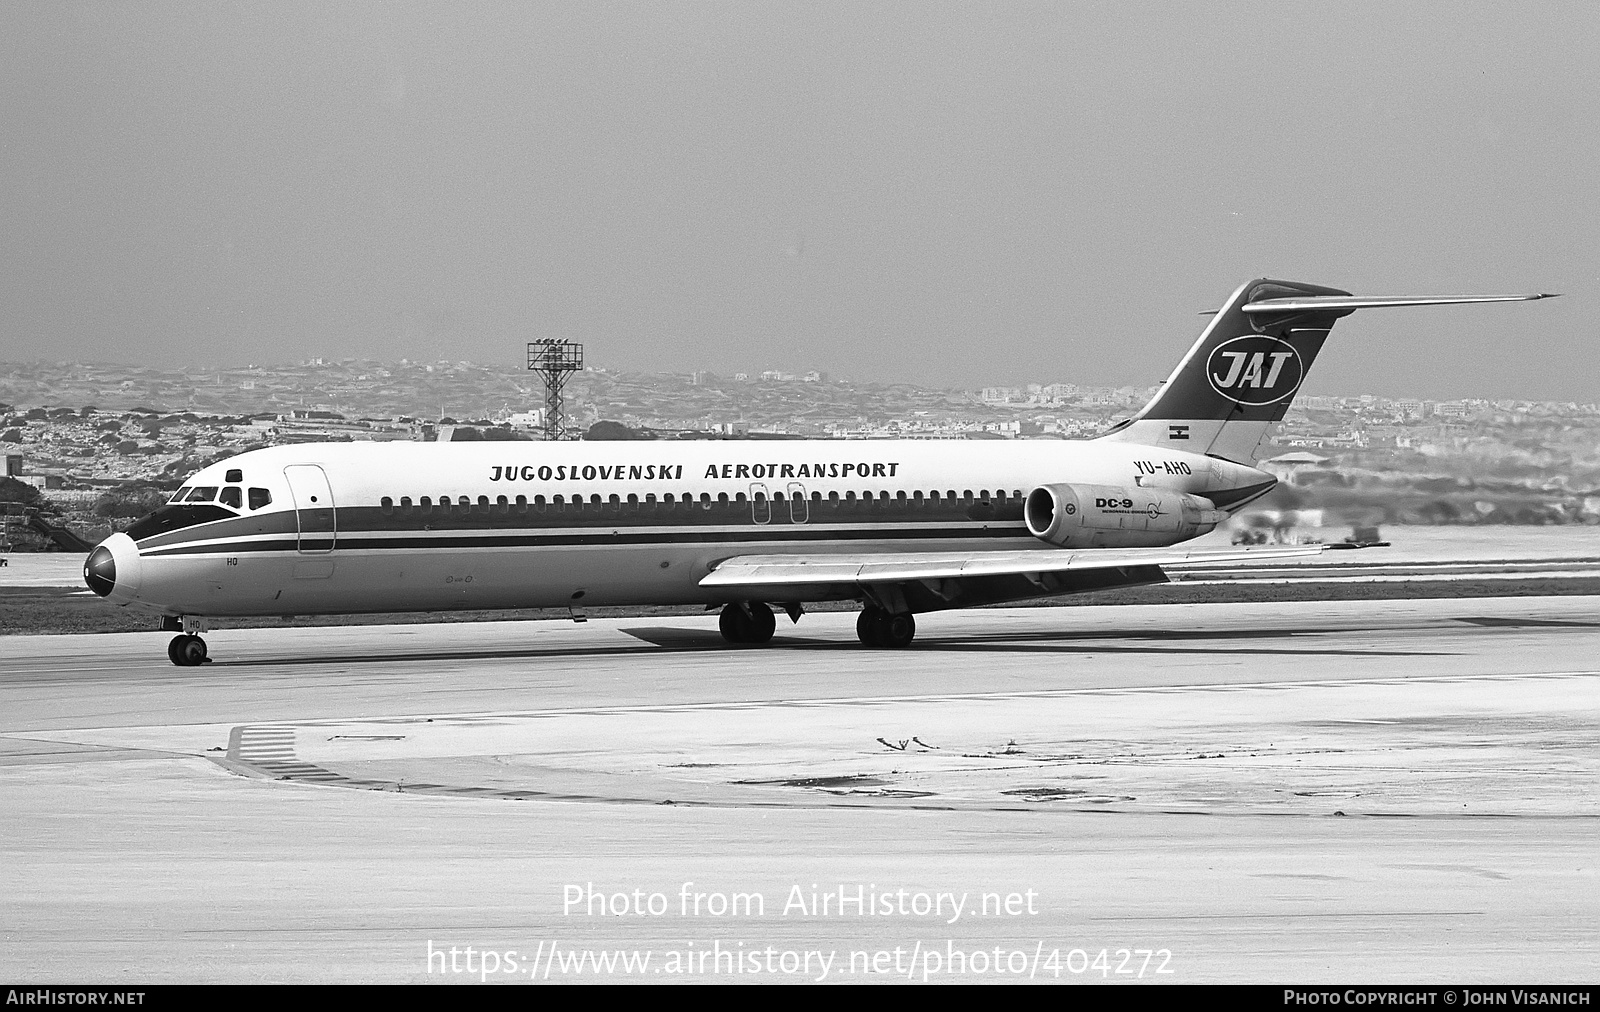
top-left (1, 361), bottom-right (1598, 516)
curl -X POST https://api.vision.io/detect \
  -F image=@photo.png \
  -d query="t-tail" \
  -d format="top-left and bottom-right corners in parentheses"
top-left (1096, 279), bottom-right (1556, 463)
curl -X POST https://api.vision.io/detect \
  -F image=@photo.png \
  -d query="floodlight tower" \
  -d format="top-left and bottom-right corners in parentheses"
top-left (526, 339), bottom-right (584, 441)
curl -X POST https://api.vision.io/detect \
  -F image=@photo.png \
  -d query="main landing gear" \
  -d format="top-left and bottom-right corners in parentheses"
top-left (857, 606), bottom-right (916, 649)
top-left (167, 634), bottom-right (209, 666)
top-left (719, 602), bottom-right (777, 645)
top-left (715, 601), bottom-right (916, 648)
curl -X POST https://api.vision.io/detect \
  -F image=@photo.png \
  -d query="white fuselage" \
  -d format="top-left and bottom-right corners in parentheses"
top-left (93, 438), bottom-right (1272, 619)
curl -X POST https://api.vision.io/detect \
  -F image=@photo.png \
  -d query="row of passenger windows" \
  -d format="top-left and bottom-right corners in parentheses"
top-left (378, 489), bottom-right (1026, 515)
top-left (170, 485), bottom-right (273, 510)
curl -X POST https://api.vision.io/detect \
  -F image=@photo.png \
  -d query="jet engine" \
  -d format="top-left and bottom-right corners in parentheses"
top-left (1024, 483), bottom-right (1224, 548)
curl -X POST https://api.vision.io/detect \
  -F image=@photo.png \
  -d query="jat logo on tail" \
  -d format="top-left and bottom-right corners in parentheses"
top-left (1205, 336), bottom-right (1304, 406)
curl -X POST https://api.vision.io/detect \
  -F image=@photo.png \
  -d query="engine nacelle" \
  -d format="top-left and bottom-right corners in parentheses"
top-left (1024, 483), bottom-right (1224, 548)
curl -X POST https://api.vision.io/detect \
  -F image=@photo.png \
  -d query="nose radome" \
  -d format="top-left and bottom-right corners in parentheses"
top-left (84, 545), bottom-right (116, 597)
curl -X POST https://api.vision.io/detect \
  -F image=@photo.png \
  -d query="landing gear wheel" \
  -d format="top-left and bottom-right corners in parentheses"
top-left (879, 611), bottom-right (915, 649)
top-left (719, 602), bottom-right (776, 645)
top-left (167, 634), bottom-right (208, 666)
top-left (856, 607), bottom-right (915, 648)
top-left (857, 607), bottom-right (882, 647)
top-left (747, 602), bottom-right (776, 643)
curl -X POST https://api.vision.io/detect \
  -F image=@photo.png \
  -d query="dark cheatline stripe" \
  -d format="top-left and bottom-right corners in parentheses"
top-left (136, 508), bottom-right (298, 548)
top-left (133, 501), bottom-right (1026, 546)
top-left (139, 523), bottom-right (1033, 558)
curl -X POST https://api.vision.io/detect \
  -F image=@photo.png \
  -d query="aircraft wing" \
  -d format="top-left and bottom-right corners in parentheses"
top-left (700, 543), bottom-right (1325, 609)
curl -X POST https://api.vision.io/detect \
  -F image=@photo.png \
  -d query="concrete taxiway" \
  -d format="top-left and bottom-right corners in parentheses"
top-left (1, 594), bottom-right (1597, 983)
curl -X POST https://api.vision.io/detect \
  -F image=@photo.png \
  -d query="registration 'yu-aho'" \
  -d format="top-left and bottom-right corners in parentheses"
top-left (82, 279), bottom-right (1553, 665)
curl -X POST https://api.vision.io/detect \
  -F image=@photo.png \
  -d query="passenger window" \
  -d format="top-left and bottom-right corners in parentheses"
top-left (248, 487), bottom-right (273, 510)
top-left (380, 496), bottom-right (394, 513)
top-left (186, 487), bottom-right (218, 502)
top-left (399, 496), bottom-right (413, 512)
top-left (220, 487), bottom-right (242, 509)
top-left (225, 469), bottom-right (243, 483)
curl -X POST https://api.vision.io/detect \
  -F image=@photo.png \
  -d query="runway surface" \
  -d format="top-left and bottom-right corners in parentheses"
top-left (2, 590), bottom-right (1597, 984)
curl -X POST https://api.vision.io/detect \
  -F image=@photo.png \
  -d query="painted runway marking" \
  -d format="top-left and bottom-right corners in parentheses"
top-left (263, 667), bottom-right (1598, 727)
top-left (213, 666), bottom-right (1600, 809)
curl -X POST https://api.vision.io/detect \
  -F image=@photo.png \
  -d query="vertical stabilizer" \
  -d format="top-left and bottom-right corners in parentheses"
top-left (1096, 279), bottom-right (1553, 462)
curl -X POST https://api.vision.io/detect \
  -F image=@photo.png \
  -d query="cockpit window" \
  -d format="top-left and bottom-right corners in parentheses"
top-left (185, 487), bottom-right (219, 503)
top-left (219, 487), bottom-right (242, 509)
top-left (125, 504), bottom-right (236, 542)
top-left (169, 486), bottom-right (191, 503)
top-left (248, 487), bottom-right (272, 510)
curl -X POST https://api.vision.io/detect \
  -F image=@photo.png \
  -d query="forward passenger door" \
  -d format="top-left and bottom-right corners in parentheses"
top-left (283, 465), bottom-right (336, 553)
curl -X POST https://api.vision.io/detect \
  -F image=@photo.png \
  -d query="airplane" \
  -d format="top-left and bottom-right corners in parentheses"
top-left (81, 278), bottom-right (1554, 665)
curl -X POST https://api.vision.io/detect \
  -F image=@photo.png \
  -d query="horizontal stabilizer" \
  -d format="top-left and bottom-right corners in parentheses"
top-left (1242, 293), bottom-right (1556, 314)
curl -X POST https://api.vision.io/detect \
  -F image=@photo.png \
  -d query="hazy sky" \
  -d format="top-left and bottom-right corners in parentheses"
top-left (2, 2), bottom-right (1596, 400)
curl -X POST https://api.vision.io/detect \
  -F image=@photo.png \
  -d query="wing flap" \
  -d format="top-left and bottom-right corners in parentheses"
top-left (700, 544), bottom-right (1325, 589)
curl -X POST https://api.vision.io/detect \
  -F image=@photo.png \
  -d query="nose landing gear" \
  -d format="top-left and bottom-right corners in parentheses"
top-left (166, 634), bottom-right (209, 666)
top-left (161, 616), bottom-right (211, 666)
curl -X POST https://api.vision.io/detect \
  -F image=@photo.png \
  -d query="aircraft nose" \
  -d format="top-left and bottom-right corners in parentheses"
top-left (84, 545), bottom-right (117, 597)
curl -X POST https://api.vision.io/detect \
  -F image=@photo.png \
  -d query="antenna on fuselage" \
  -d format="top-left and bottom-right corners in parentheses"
top-left (526, 339), bottom-right (584, 441)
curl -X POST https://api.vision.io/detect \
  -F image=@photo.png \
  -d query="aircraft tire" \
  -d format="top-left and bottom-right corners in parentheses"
top-left (879, 612), bottom-right (916, 649)
top-left (747, 602), bottom-right (776, 644)
top-left (718, 604), bottom-right (750, 644)
top-left (856, 607), bottom-right (882, 647)
top-left (719, 603), bottom-right (775, 645)
top-left (170, 634), bottom-right (208, 667)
